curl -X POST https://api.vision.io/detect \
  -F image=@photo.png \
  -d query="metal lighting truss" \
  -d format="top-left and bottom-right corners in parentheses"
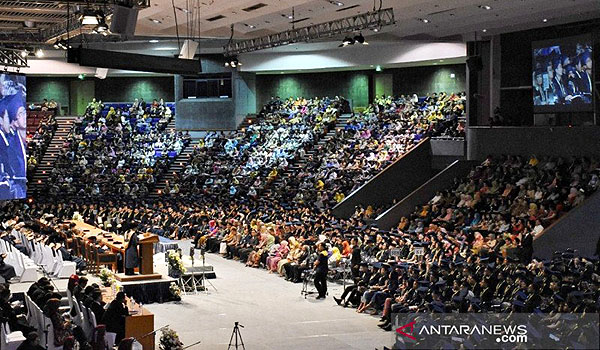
top-left (0, 0), bottom-right (150, 44)
top-left (0, 48), bottom-right (28, 69)
top-left (224, 7), bottom-right (395, 56)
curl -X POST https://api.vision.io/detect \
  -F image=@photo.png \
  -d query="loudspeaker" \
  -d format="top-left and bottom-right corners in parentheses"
top-left (95, 68), bottom-right (109, 79)
top-left (110, 5), bottom-right (138, 37)
top-left (466, 56), bottom-right (483, 71)
top-left (179, 39), bottom-right (199, 60)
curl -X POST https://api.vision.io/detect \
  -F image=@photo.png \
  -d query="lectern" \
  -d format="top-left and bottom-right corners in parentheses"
top-left (138, 234), bottom-right (159, 275)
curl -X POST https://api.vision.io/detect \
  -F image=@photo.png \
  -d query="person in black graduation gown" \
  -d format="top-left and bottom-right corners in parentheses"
top-left (0, 252), bottom-right (16, 282)
top-left (124, 227), bottom-right (139, 275)
top-left (102, 292), bottom-right (129, 343)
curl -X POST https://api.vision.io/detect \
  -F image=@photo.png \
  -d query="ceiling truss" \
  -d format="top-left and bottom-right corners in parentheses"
top-left (224, 7), bottom-right (394, 56)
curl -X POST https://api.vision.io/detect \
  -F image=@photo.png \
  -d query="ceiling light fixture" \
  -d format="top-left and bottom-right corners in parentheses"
top-left (149, 39), bottom-right (159, 43)
top-left (479, 5), bottom-right (492, 10)
top-left (482, 29), bottom-right (487, 32)
top-left (224, 56), bottom-right (242, 68)
top-left (420, 18), bottom-right (430, 23)
top-left (151, 18), bottom-right (162, 24)
top-left (542, 18), bottom-right (548, 22)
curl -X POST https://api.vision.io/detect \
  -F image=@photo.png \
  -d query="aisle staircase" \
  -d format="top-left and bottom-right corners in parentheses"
top-left (263, 113), bottom-right (353, 197)
top-left (28, 115), bottom-right (74, 195)
top-left (149, 139), bottom-right (199, 199)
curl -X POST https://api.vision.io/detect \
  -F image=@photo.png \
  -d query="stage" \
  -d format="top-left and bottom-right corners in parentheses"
top-left (114, 250), bottom-right (218, 303)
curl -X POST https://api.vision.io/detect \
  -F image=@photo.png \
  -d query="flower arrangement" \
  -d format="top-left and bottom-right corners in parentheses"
top-left (167, 250), bottom-right (186, 277)
top-left (169, 282), bottom-right (182, 301)
top-left (159, 327), bottom-right (184, 350)
top-left (98, 268), bottom-right (115, 287)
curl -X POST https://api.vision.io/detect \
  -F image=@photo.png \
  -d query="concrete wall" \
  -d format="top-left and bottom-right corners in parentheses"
top-left (467, 126), bottom-right (600, 160)
top-left (375, 160), bottom-right (477, 230)
top-left (331, 139), bottom-right (434, 218)
top-left (176, 98), bottom-right (236, 130)
top-left (533, 190), bottom-right (600, 259)
top-left (175, 69), bottom-right (256, 131)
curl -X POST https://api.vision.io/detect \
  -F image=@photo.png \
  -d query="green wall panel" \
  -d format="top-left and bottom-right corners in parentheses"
top-left (256, 71), bottom-right (370, 109)
top-left (391, 64), bottom-right (466, 96)
top-left (95, 77), bottom-right (174, 102)
top-left (26, 77), bottom-right (70, 109)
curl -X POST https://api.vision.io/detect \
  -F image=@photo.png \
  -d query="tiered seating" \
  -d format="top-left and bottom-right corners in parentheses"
top-left (26, 110), bottom-right (55, 135)
top-left (42, 98), bottom-right (186, 199)
top-left (170, 96), bottom-right (343, 199)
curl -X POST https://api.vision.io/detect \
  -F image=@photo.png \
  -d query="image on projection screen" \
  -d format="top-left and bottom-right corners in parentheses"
top-left (0, 73), bottom-right (27, 200)
top-left (532, 36), bottom-right (593, 109)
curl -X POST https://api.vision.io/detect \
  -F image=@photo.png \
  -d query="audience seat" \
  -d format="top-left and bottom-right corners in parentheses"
top-left (1, 322), bottom-right (25, 350)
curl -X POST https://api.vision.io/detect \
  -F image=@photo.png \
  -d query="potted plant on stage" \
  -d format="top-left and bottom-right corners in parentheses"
top-left (167, 250), bottom-right (186, 278)
top-left (169, 282), bottom-right (182, 302)
top-left (99, 268), bottom-right (115, 287)
top-left (159, 326), bottom-right (184, 350)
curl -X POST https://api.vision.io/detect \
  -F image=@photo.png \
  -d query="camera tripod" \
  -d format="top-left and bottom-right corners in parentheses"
top-left (227, 322), bottom-right (245, 350)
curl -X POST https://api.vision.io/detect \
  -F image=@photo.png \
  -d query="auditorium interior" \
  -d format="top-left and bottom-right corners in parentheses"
top-left (0, 1), bottom-right (600, 350)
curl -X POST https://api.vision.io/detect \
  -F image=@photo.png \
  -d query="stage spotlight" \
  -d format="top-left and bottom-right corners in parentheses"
top-left (339, 36), bottom-right (354, 47)
top-left (94, 14), bottom-right (109, 34)
top-left (354, 33), bottom-right (368, 45)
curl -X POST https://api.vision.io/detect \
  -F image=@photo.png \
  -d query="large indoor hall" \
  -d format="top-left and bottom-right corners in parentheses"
top-left (0, 1), bottom-right (599, 350)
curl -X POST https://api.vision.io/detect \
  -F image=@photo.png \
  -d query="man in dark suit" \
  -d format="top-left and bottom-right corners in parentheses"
top-left (87, 290), bottom-right (106, 323)
top-left (102, 292), bottom-right (129, 343)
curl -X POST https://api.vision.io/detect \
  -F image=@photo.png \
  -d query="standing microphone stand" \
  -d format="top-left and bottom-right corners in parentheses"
top-left (199, 248), bottom-right (217, 293)
top-left (182, 340), bottom-right (202, 349)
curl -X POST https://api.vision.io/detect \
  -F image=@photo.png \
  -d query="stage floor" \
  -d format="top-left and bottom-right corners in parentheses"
top-left (146, 240), bottom-right (392, 350)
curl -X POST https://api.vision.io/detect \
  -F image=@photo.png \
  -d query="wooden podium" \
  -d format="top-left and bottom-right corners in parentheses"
top-left (115, 233), bottom-right (161, 282)
top-left (139, 234), bottom-right (159, 274)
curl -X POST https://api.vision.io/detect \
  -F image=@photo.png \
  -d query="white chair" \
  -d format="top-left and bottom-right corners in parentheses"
top-left (2, 322), bottom-right (26, 350)
top-left (17, 253), bottom-right (37, 282)
top-left (54, 251), bottom-right (77, 278)
top-left (43, 316), bottom-right (64, 350)
top-left (106, 332), bottom-right (117, 350)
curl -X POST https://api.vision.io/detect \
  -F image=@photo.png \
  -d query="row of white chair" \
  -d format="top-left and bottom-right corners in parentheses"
top-left (23, 293), bottom-right (63, 350)
top-left (14, 231), bottom-right (76, 279)
top-left (0, 236), bottom-right (37, 282)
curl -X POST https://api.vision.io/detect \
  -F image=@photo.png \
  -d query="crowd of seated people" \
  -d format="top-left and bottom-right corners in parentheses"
top-left (26, 113), bottom-right (57, 174)
top-left (43, 98), bottom-right (188, 199)
top-left (171, 96), bottom-right (343, 199)
top-left (275, 92), bottom-right (466, 207)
